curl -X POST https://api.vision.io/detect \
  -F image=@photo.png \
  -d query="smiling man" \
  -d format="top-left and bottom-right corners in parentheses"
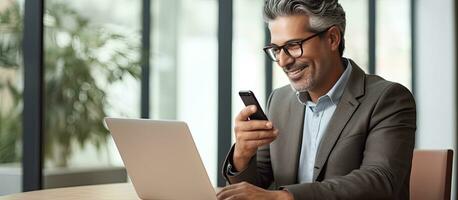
top-left (217, 0), bottom-right (416, 200)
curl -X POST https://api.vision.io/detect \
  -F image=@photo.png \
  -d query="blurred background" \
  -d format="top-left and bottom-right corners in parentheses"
top-left (0, 0), bottom-right (456, 198)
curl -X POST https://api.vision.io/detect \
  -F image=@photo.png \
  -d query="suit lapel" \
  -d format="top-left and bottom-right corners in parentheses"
top-left (282, 93), bottom-right (305, 184)
top-left (313, 60), bottom-right (366, 181)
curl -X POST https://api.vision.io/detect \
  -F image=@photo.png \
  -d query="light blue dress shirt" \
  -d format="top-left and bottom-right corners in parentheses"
top-left (297, 59), bottom-right (352, 183)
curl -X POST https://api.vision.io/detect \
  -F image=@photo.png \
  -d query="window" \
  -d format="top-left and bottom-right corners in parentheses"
top-left (4, 0), bottom-right (415, 192)
top-left (0, 0), bottom-right (23, 195)
top-left (376, 0), bottom-right (411, 90)
top-left (340, 0), bottom-right (369, 72)
top-left (43, 0), bottom-right (141, 187)
top-left (232, 0), bottom-right (266, 139)
top-left (151, 0), bottom-right (218, 186)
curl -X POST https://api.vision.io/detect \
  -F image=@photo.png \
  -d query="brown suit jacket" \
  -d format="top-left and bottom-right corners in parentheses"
top-left (222, 60), bottom-right (416, 200)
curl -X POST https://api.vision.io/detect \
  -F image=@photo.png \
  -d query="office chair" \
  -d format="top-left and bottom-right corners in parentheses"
top-left (410, 149), bottom-right (453, 200)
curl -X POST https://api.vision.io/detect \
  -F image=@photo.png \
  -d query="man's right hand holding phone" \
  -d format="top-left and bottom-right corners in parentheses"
top-left (233, 105), bottom-right (279, 172)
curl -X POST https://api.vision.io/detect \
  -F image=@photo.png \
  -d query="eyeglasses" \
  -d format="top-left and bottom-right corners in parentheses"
top-left (263, 27), bottom-right (332, 62)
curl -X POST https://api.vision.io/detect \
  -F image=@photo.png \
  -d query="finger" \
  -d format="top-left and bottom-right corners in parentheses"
top-left (217, 184), bottom-right (236, 195)
top-left (227, 194), bottom-right (245, 200)
top-left (217, 182), bottom-right (248, 195)
top-left (217, 182), bottom-right (253, 200)
top-left (235, 120), bottom-right (273, 132)
top-left (244, 137), bottom-right (276, 148)
top-left (235, 105), bottom-right (257, 121)
top-left (217, 185), bottom-right (243, 200)
top-left (236, 138), bottom-right (276, 153)
top-left (237, 129), bottom-right (278, 141)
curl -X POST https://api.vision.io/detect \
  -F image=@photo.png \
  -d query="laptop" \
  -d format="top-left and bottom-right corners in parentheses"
top-left (104, 118), bottom-right (217, 200)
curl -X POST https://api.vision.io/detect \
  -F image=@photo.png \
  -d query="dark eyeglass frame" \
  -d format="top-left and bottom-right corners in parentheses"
top-left (263, 26), bottom-right (333, 62)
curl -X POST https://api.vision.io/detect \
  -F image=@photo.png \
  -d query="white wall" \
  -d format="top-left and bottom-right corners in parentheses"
top-left (415, 0), bottom-right (456, 196)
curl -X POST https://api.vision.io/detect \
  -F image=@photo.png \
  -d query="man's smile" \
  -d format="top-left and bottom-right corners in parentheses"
top-left (284, 63), bottom-right (309, 80)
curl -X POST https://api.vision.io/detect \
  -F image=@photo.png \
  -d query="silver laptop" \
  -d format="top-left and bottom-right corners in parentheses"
top-left (104, 118), bottom-right (216, 200)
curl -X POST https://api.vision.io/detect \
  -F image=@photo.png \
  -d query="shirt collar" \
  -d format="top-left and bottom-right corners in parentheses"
top-left (296, 58), bottom-right (352, 105)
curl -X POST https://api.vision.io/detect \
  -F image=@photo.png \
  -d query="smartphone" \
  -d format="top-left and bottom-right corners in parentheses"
top-left (239, 90), bottom-right (268, 120)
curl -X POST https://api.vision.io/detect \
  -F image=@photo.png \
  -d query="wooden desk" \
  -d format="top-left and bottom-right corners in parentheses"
top-left (0, 183), bottom-right (223, 200)
top-left (0, 183), bottom-right (139, 200)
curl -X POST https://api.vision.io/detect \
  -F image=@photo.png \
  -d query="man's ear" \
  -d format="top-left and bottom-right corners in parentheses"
top-left (327, 26), bottom-right (341, 53)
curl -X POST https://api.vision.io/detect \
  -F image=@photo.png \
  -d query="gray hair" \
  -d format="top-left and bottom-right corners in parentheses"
top-left (264, 0), bottom-right (346, 56)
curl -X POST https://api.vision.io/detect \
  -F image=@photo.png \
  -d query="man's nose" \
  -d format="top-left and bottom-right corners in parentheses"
top-left (277, 49), bottom-right (294, 68)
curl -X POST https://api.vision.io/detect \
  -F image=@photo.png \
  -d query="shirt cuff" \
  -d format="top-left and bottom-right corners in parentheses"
top-left (227, 156), bottom-right (240, 176)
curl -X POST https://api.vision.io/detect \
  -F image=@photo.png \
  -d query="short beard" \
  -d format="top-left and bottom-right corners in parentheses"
top-left (289, 71), bottom-right (315, 92)
top-left (289, 78), bottom-right (314, 93)
top-left (283, 61), bottom-right (314, 92)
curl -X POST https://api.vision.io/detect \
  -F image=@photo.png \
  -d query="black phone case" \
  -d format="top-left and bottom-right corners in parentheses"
top-left (239, 90), bottom-right (268, 120)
